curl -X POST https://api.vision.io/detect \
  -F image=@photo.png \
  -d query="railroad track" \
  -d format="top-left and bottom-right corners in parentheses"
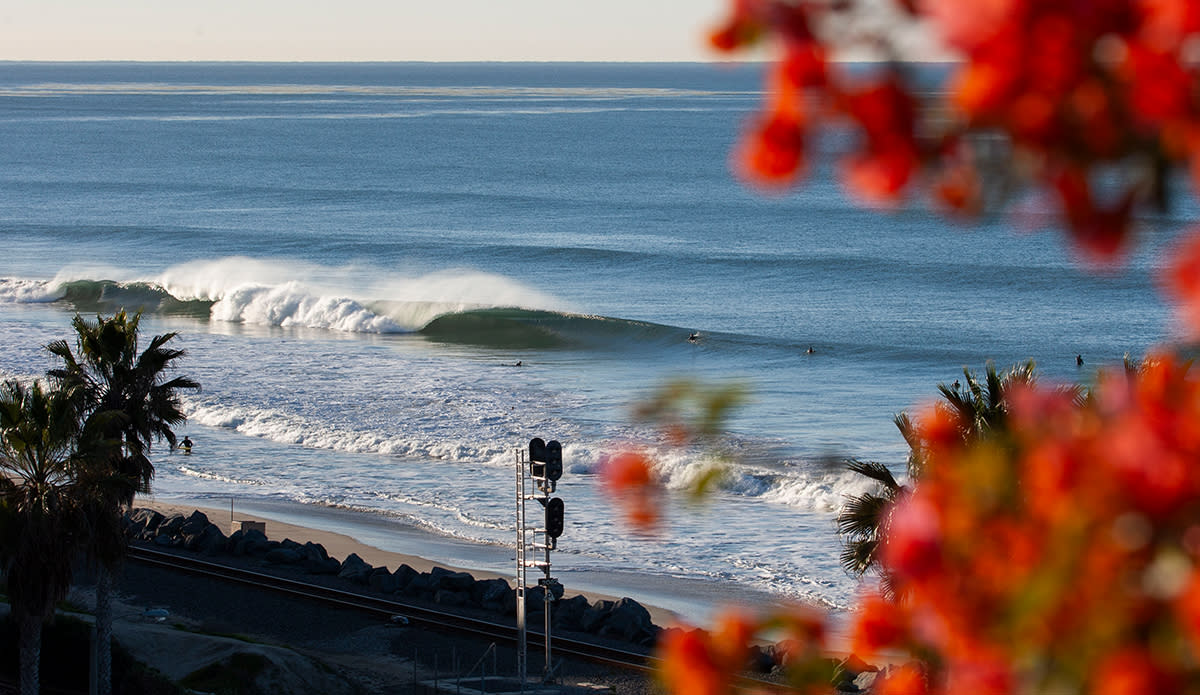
top-left (125, 545), bottom-right (657, 674)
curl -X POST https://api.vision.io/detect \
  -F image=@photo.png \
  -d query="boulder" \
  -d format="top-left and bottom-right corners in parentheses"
top-left (301, 543), bottom-right (340, 575)
top-left (580, 599), bottom-right (615, 634)
top-left (473, 578), bottom-right (512, 612)
top-left (158, 513), bottom-right (187, 539)
top-left (393, 564), bottom-right (418, 591)
top-left (853, 671), bottom-right (879, 692)
top-left (552, 595), bottom-right (589, 632)
top-left (403, 572), bottom-right (436, 598)
top-left (598, 598), bottom-right (655, 644)
top-left (434, 589), bottom-right (469, 607)
top-left (307, 556), bottom-right (342, 575)
top-left (179, 511), bottom-right (211, 538)
top-left (126, 508), bottom-right (165, 540)
top-left (337, 553), bottom-right (373, 584)
top-left (301, 542), bottom-right (329, 563)
top-left (833, 654), bottom-right (878, 693)
top-left (265, 547), bottom-right (304, 565)
top-left (368, 567), bottom-right (401, 594)
top-left (746, 645), bottom-right (776, 674)
top-left (231, 528), bottom-right (271, 556)
top-left (430, 567), bottom-right (475, 593)
top-left (192, 524), bottom-right (228, 555)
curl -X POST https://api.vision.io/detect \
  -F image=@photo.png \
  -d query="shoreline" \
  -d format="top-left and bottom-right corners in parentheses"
top-left (140, 494), bottom-right (808, 630)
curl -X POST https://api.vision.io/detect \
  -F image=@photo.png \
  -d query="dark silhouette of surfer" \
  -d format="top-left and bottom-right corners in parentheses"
top-left (515, 361), bottom-right (522, 367)
top-left (1076, 354), bottom-right (1084, 367)
top-left (805, 346), bottom-right (814, 354)
top-left (688, 333), bottom-right (699, 343)
top-left (180, 436), bottom-right (193, 453)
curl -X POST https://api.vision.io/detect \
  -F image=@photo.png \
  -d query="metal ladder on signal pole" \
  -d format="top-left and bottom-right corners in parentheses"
top-left (514, 448), bottom-right (528, 684)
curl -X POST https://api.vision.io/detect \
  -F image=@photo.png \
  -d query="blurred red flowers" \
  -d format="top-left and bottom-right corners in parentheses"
top-left (640, 2), bottom-right (1200, 692)
top-left (600, 450), bottom-right (661, 529)
top-left (708, 0), bottom-right (1200, 263)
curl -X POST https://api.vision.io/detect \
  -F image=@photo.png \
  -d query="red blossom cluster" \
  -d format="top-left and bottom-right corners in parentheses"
top-left (710, 0), bottom-right (1200, 261)
top-left (600, 450), bottom-right (661, 528)
top-left (597, 4), bottom-right (1200, 692)
top-left (857, 355), bottom-right (1200, 694)
top-left (634, 354), bottom-right (1200, 694)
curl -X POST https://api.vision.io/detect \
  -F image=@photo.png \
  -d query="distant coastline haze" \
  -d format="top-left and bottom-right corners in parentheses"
top-left (0, 0), bottom-right (954, 63)
top-left (0, 0), bottom-right (730, 62)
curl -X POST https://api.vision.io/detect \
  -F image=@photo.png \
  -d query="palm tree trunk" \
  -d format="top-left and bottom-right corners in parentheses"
top-left (95, 566), bottom-right (114, 695)
top-left (18, 614), bottom-right (40, 695)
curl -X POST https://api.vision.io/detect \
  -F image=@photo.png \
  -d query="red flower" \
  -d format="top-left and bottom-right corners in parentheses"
top-left (876, 662), bottom-right (927, 695)
top-left (736, 109), bottom-right (806, 188)
top-left (1093, 648), bottom-right (1174, 695)
top-left (882, 494), bottom-right (943, 581)
top-left (1161, 228), bottom-right (1200, 337)
top-left (708, 0), bottom-right (767, 52)
top-left (601, 450), bottom-right (661, 529)
top-left (659, 628), bottom-right (728, 695)
top-left (852, 594), bottom-right (908, 655)
top-left (1176, 571), bottom-right (1200, 655)
top-left (1052, 167), bottom-right (1136, 263)
top-left (920, 0), bottom-right (1020, 53)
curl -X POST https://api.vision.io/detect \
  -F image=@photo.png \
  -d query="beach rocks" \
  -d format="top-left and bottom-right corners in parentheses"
top-left (265, 546), bottom-right (304, 565)
top-left (392, 563), bottom-right (418, 590)
top-left (336, 553), bottom-right (373, 584)
top-left (594, 597), bottom-right (657, 645)
top-left (230, 528), bottom-right (272, 556)
top-left (122, 507), bottom-right (667, 652)
top-left (125, 508), bottom-right (165, 539)
top-left (301, 542), bottom-right (341, 575)
top-left (552, 594), bottom-right (589, 632)
top-left (430, 567), bottom-right (475, 592)
top-left (834, 654), bottom-right (879, 692)
top-left (472, 578), bottom-right (513, 613)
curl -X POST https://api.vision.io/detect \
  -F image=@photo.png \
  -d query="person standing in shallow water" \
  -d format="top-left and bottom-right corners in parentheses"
top-left (180, 436), bottom-right (193, 453)
top-left (1076, 354), bottom-right (1084, 367)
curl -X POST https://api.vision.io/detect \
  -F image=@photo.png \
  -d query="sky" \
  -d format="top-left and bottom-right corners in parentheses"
top-left (0, 1), bottom-right (736, 62)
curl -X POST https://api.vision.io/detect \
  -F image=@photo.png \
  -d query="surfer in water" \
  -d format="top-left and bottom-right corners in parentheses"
top-left (688, 332), bottom-right (699, 343)
top-left (180, 436), bottom-right (193, 454)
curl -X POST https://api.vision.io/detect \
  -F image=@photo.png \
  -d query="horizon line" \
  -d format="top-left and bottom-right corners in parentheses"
top-left (0, 58), bottom-right (960, 65)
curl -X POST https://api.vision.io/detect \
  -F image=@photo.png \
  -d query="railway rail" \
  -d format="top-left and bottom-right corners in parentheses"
top-left (126, 545), bottom-right (658, 675)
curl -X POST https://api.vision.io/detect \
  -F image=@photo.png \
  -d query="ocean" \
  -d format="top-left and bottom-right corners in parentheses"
top-left (0, 62), bottom-right (1182, 618)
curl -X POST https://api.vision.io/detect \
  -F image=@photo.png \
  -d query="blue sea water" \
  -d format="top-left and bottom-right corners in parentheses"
top-left (0, 62), bottom-right (1184, 613)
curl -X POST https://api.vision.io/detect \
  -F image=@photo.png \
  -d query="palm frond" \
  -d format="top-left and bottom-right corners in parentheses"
top-left (844, 459), bottom-right (902, 492)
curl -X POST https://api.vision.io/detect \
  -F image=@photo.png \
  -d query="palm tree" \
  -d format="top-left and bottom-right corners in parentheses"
top-left (836, 361), bottom-right (1040, 595)
top-left (0, 379), bottom-right (90, 695)
top-left (836, 457), bottom-right (908, 598)
top-left (46, 310), bottom-right (200, 695)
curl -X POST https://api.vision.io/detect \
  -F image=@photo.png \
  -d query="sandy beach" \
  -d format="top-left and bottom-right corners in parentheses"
top-left (139, 495), bottom-right (802, 631)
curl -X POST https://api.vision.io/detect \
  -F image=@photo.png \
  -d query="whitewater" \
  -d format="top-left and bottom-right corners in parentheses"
top-left (0, 62), bottom-right (1182, 618)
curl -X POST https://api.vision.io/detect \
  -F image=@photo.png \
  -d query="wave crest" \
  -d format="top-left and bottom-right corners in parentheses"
top-left (210, 282), bottom-right (403, 333)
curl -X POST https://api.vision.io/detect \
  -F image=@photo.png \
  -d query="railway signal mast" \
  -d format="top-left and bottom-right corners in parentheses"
top-left (515, 437), bottom-right (565, 684)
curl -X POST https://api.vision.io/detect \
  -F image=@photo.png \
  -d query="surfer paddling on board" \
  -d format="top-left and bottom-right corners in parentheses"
top-left (180, 436), bottom-right (193, 454)
top-left (688, 332), bottom-right (700, 343)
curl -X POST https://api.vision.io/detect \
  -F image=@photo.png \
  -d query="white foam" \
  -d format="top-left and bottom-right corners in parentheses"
top-left (187, 401), bottom-right (501, 462)
top-left (209, 283), bottom-right (403, 333)
top-left (0, 278), bottom-right (63, 303)
top-left (156, 257), bottom-right (567, 332)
